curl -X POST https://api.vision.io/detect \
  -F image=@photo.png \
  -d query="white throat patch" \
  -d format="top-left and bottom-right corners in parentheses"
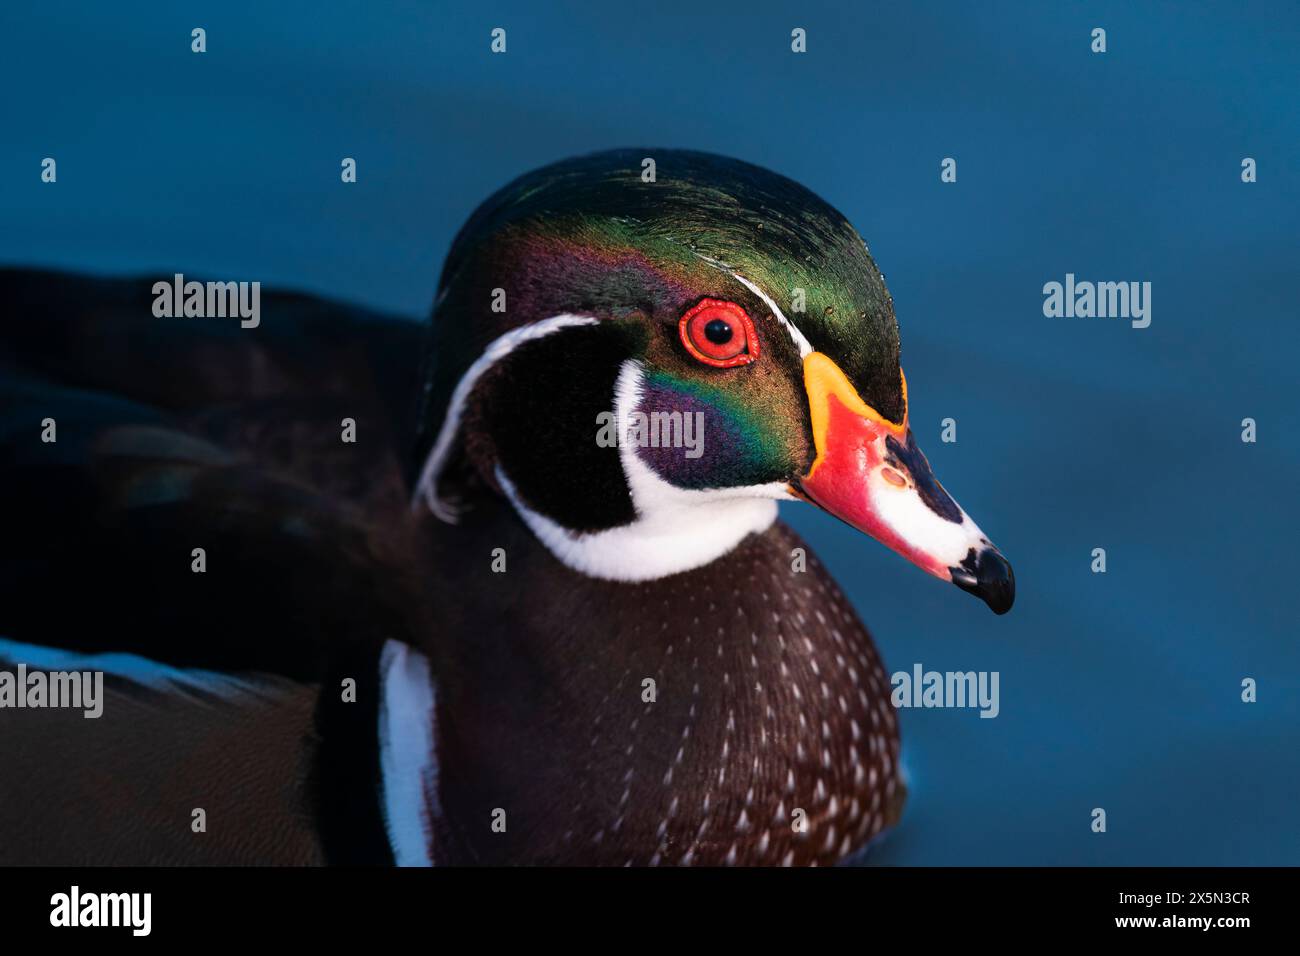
top-left (497, 360), bottom-right (789, 582)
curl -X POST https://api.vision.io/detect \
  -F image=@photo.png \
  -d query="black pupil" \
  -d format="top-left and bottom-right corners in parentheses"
top-left (703, 318), bottom-right (733, 345)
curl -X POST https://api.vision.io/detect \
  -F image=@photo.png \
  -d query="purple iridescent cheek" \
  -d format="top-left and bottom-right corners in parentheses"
top-left (630, 380), bottom-right (767, 489)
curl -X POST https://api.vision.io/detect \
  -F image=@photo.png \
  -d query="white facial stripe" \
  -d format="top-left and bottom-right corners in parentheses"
top-left (412, 314), bottom-right (600, 520)
top-left (731, 273), bottom-right (814, 358)
top-left (414, 274), bottom-right (808, 523)
top-left (378, 639), bottom-right (439, 867)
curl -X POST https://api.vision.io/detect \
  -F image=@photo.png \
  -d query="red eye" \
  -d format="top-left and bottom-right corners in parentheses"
top-left (678, 299), bottom-right (759, 368)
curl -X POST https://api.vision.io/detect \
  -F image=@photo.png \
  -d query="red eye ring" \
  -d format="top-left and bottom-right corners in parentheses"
top-left (678, 298), bottom-right (760, 368)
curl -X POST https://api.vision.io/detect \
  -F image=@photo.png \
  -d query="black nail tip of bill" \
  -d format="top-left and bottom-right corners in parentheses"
top-left (950, 548), bottom-right (1015, 615)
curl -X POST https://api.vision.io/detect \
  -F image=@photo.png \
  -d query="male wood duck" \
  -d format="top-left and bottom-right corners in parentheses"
top-left (0, 149), bottom-right (1012, 866)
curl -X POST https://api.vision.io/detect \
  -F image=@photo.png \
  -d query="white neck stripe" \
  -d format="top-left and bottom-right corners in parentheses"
top-left (378, 639), bottom-right (439, 867)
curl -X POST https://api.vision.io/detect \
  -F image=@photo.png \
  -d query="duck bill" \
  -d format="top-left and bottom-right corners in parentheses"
top-left (795, 353), bottom-right (1014, 614)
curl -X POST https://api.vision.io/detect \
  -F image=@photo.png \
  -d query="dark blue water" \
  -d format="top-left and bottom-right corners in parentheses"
top-left (2, 1), bottom-right (1296, 864)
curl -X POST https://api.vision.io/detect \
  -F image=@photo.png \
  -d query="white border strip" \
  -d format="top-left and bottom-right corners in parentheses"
top-left (411, 314), bottom-right (599, 520)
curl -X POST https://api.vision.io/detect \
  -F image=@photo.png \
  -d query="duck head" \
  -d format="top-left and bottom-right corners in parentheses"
top-left (412, 149), bottom-right (1013, 614)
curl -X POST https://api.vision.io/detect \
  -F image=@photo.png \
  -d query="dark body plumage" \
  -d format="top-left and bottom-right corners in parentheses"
top-left (423, 503), bottom-right (903, 865)
top-left (0, 150), bottom-right (957, 865)
top-left (0, 268), bottom-right (903, 865)
top-left (0, 269), bottom-right (423, 864)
